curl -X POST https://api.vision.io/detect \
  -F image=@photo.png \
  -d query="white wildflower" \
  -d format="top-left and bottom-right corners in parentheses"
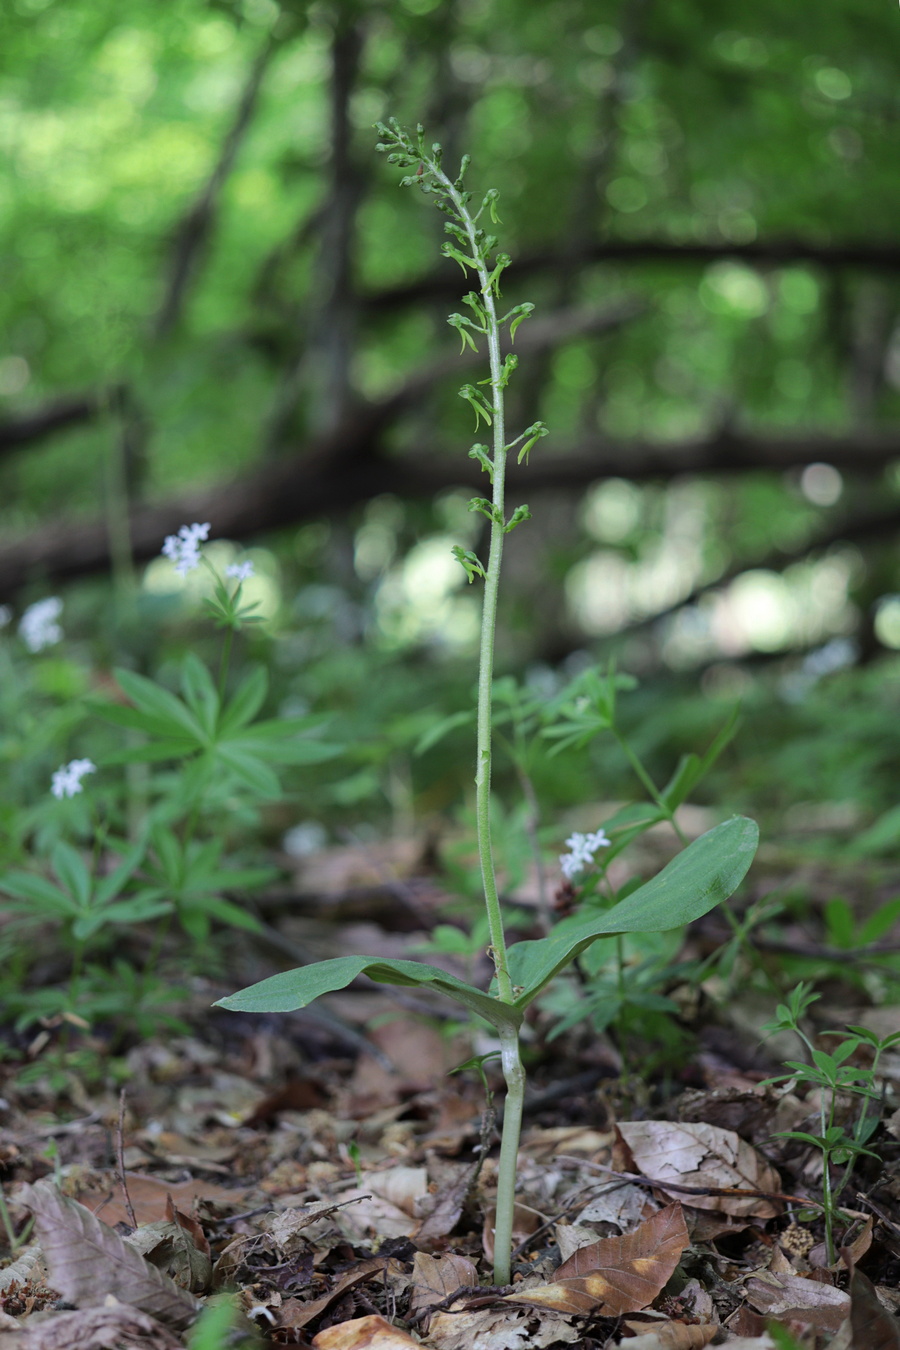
top-left (51, 758), bottom-right (97, 800)
top-left (225, 560), bottom-right (254, 582)
top-left (19, 597), bottom-right (63, 652)
top-left (161, 522), bottom-right (211, 576)
top-left (559, 828), bottom-right (611, 881)
top-left (0, 605), bottom-right (11, 629)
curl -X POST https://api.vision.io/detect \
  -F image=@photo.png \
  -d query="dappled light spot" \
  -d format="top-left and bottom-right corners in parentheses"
top-left (800, 462), bottom-right (842, 506)
top-left (606, 177), bottom-right (648, 214)
top-left (815, 66), bottom-right (852, 100)
top-left (874, 595), bottom-right (900, 650)
top-left (0, 354), bottom-right (30, 395)
top-left (375, 535), bottom-right (480, 651)
top-left (582, 478), bottom-right (642, 543)
top-left (700, 263), bottom-right (769, 318)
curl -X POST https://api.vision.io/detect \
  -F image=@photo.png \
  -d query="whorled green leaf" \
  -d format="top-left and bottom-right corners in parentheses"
top-left (215, 956), bottom-right (523, 1033)
top-left (508, 816), bottom-right (759, 1006)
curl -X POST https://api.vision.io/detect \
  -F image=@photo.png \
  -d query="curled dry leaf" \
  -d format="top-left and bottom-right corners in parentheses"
top-left (311, 1312), bottom-right (422, 1349)
top-left (0, 1243), bottom-right (42, 1294)
top-left (617, 1120), bottom-right (782, 1218)
top-left (124, 1213), bottom-right (212, 1295)
top-left (503, 1201), bottom-right (689, 1317)
top-left (20, 1179), bottom-right (201, 1333)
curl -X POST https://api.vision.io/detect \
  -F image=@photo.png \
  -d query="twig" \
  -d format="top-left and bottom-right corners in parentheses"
top-left (554, 1155), bottom-right (812, 1206)
top-left (116, 1089), bottom-right (138, 1230)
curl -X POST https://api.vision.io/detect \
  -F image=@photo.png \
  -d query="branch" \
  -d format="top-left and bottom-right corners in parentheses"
top-left (152, 34), bottom-right (279, 338)
top-left (3, 416), bottom-right (899, 600)
top-left (365, 237), bottom-right (900, 313)
top-left (0, 390), bottom-right (109, 457)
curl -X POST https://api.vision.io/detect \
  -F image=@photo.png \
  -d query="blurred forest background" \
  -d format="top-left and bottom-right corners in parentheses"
top-left (3, 0), bottom-right (900, 847)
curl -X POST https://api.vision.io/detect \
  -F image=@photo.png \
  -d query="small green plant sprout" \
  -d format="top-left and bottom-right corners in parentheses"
top-left (760, 981), bottom-right (895, 1265)
top-left (214, 121), bottom-right (760, 1287)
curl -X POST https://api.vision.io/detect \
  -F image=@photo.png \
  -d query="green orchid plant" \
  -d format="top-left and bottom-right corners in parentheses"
top-left (215, 121), bottom-right (759, 1286)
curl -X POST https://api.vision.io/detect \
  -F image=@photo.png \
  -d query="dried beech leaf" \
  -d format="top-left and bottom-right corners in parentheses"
top-left (275, 1257), bottom-right (402, 1333)
top-left (504, 1201), bottom-right (689, 1316)
top-left (20, 1179), bottom-right (200, 1332)
top-left (414, 1164), bottom-right (475, 1245)
top-left (427, 1305), bottom-right (582, 1350)
top-left (311, 1312), bottom-right (423, 1348)
top-left (0, 1302), bottom-right (184, 1349)
top-left (618, 1120), bottom-right (782, 1218)
top-left (849, 1265), bottom-right (900, 1349)
top-left (409, 1252), bottom-right (478, 1319)
top-left (743, 1271), bottom-right (850, 1332)
top-left (620, 1323), bottom-right (719, 1349)
top-left (124, 1218), bottom-right (212, 1294)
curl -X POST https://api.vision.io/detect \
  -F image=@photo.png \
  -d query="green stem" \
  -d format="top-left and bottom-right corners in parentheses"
top-left (433, 158), bottom-right (513, 1007)
top-left (218, 625), bottom-right (234, 702)
top-left (615, 932), bottom-right (630, 1075)
top-left (611, 729), bottom-right (749, 944)
top-left (613, 729), bottom-right (688, 847)
top-left (428, 152), bottom-right (521, 1285)
top-left (493, 1024), bottom-right (526, 1286)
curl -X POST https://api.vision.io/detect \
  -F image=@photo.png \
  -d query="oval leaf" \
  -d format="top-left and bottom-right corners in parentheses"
top-left (509, 816), bottom-right (758, 1005)
top-left (214, 956), bottom-right (522, 1033)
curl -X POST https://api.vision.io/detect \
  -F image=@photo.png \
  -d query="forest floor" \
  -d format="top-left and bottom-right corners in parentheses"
top-left (1, 830), bottom-right (899, 1350)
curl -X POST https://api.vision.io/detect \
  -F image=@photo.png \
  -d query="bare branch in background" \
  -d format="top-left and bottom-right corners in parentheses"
top-left (152, 33), bottom-right (281, 339)
top-left (0, 391), bottom-right (110, 458)
top-left (365, 237), bottom-right (900, 316)
top-left (3, 409), bottom-right (898, 600)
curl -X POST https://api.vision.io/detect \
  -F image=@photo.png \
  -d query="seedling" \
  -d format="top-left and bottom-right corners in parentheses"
top-left (214, 121), bottom-right (759, 1286)
top-left (761, 981), bottom-right (897, 1263)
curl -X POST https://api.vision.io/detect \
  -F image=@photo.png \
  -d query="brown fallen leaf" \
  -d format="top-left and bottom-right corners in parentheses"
top-left (413, 1162), bottom-right (476, 1246)
top-left (311, 1312), bottom-right (422, 1348)
top-left (20, 1179), bottom-right (201, 1333)
top-left (848, 1261), bottom-right (900, 1348)
top-left (124, 1214), bottom-right (212, 1295)
top-left (274, 1257), bottom-right (404, 1333)
top-left (427, 1305), bottom-right (582, 1350)
top-left (743, 1270), bottom-right (850, 1332)
top-left (329, 1187), bottom-right (419, 1240)
top-left (263, 1198), bottom-right (365, 1257)
top-left (408, 1251), bottom-right (479, 1322)
top-left (74, 1170), bottom-right (249, 1227)
top-left (503, 1201), bottom-right (689, 1317)
top-left (0, 1301), bottom-right (184, 1349)
top-left (617, 1120), bottom-right (782, 1218)
top-left (619, 1323), bottom-right (719, 1349)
